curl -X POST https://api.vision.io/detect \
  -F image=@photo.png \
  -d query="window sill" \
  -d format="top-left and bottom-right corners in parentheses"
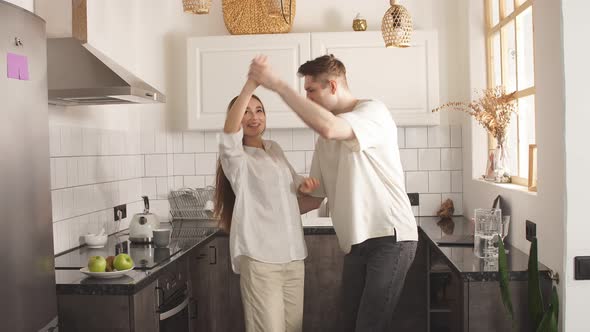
top-left (473, 178), bottom-right (538, 197)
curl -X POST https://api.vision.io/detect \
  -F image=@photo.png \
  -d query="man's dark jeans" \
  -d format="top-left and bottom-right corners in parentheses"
top-left (337, 235), bottom-right (418, 332)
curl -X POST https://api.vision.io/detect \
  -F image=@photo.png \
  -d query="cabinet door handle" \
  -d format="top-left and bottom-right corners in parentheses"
top-left (190, 298), bottom-right (198, 319)
top-left (209, 246), bottom-right (217, 265)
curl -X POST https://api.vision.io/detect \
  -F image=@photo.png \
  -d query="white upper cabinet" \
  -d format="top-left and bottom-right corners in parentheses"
top-left (311, 31), bottom-right (440, 126)
top-left (186, 31), bottom-right (439, 130)
top-left (187, 33), bottom-right (310, 130)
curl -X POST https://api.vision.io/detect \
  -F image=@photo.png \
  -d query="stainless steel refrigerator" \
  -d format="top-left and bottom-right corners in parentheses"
top-left (0, 1), bottom-right (57, 330)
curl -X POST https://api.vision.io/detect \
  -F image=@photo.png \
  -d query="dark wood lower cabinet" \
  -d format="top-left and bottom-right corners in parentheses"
top-left (190, 233), bottom-right (428, 332)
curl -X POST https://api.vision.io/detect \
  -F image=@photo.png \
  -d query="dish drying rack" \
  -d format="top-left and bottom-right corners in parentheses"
top-left (168, 186), bottom-right (216, 220)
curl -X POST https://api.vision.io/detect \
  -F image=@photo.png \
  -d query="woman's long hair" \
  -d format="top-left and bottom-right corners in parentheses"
top-left (214, 94), bottom-right (265, 233)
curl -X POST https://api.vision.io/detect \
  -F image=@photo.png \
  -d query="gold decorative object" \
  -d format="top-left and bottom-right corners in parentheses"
top-left (222, 0), bottom-right (296, 35)
top-left (352, 13), bottom-right (367, 31)
top-left (381, 0), bottom-right (413, 48)
top-left (183, 0), bottom-right (211, 14)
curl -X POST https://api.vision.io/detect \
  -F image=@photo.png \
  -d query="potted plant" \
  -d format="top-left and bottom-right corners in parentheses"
top-left (498, 238), bottom-right (559, 331)
top-left (432, 86), bottom-right (517, 182)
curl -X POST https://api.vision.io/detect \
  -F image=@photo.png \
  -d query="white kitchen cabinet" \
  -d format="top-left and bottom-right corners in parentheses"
top-left (186, 31), bottom-right (440, 130)
top-left (311, 31), bottom-right (440, 126)
top-left (187, 33), bottom-right (311, 130)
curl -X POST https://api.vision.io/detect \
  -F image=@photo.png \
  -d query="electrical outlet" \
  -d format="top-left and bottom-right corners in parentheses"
top-left (113, 204), bottom-right (127, 221)
top-left (407, 193), bottom-right (419, 206)
top-left (526, 220), bottom-right (536, 241)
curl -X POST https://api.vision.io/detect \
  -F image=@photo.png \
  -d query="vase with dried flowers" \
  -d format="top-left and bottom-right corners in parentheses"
top-left (432, 86), bottom-right (518, 182)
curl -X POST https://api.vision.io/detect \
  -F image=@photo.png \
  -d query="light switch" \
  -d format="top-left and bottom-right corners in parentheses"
top-left (574, 256), bottom-right (590, 280)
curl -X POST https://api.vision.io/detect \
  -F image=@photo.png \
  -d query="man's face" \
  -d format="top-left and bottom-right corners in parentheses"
top-left (304, 76), bottom-right (337, 111)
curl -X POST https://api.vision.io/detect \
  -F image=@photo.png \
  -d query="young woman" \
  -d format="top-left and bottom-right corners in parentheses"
top-left (214, 78), bottom-right (321, 332)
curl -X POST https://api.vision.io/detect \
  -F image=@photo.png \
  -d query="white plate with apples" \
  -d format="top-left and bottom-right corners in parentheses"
top-left (81, 254), bottom-right (135, 279)
top-left (80, 266), bottom-right (135, 279)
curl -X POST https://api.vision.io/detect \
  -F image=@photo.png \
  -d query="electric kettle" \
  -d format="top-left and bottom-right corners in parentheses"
top-left (129, 196), bottom-right (160, 243)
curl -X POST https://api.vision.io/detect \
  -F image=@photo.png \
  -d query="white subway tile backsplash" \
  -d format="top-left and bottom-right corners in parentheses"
top-left (174, 154), bottom-right (196, 175)
top-left (171, 132), bottom-right (183, 153)
top-left (285, 151), bottom-right (306, 174)
top-left (141, 131), bottom-right (156, 154)
top-left (61, 188), bottom-right (74, 220)
top-left (451, 171), bottom-right (463, 192)
top-left (184, 131), bottom-right (205, 153)
top-left (271, 129), bottom-right (293, 150)
top-left (66, 158), bottom-right (79, 187)
top-left (100, 130), bottom-right (112, 155)
top-left (418, 149), bottom-right (441, 171)
top-left (427, 126), bottom-right (450, 148)
top-left (405, 128), bottom-right (428, 148)
top-left (406, 172), bottom-right (429, 193)
top-left (156, 177), bottom-right (169, 199)
top-left (205, 175), bottom-right (216, 186)
top-left (441, 148), bottom-right (463, 170)
top-left (397, 128), bottom-right (405, 148)
top-left (174, 176), bottom-right (184, 190)
top-left (49, 126), bottom-right (61, 157)
top-left (82, 128), bottom-right (99, 156)
top-left (184, 176), bottom-right (205, 188)
top-left (145, 154), bottom-right (167, 176)
top-left (450, 126), bottom-right (462, 148)
top-left (419, 193), bottom-right (442, 216)
top-left (167, 154), bottom-right (174, 176)
top-left (51, 190), bottom-right (63, 221)
top-left (442, 193), bottom-right (463, 215)
top-left (155, 131), bottom-right (167, 154)
top-left (54, 158), bottom-right (67, 189)
top-left (400, 149), bottom-right (418, 171)
top-left (428, 171), bottom-right (451, 193)
top-left (142, 177), bottom-right (157, 198)
top-left (204, 132), bottom-right (218, 153)
top-left (292, 129), bottom-right (315, 150)
top-left (195, 153), bottom-right (218, 175)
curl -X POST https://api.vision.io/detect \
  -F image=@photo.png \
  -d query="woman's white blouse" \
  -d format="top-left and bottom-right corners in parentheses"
top-left (218, 129), bottom-right (307, 273)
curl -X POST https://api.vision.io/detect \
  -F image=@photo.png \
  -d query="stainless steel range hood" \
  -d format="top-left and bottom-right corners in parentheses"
top-left (45, 0), bottom-right (165, 106)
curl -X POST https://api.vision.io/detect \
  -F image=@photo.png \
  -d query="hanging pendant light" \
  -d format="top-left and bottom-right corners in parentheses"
top-left (183, 0), bottom-right (212, 14)
top-left (381, 0), bottom-right (413, 48)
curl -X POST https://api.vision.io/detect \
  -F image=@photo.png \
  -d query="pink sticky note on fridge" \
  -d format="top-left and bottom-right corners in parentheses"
top-left (7, 53), bottom-right (29, 80)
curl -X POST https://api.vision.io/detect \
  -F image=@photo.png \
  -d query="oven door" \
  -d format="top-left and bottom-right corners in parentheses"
top-left (159, 287), bottom-right (190, 332)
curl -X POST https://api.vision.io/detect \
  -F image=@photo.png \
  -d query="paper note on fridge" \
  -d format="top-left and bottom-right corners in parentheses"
top-left (7, 53), bottom-right (29, 80)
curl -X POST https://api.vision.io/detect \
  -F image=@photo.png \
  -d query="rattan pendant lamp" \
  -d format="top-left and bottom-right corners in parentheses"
top-left (381, 0), bottom-right (413, 48)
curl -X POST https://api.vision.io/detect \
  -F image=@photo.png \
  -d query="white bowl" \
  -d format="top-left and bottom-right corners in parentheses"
top-left (84, 234), bottom-right (108, 248)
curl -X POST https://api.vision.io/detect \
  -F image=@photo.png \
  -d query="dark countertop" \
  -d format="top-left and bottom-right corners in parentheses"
top-left (54, 222), bottom-right (218, 296)
top-left (416, 216), bottom-right (551, 282)
top-left (55, 217), bottom-right (550, 296)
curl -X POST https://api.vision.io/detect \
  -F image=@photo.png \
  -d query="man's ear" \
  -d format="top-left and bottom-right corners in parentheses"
top-left (329, 80), bottom-right (338, 95)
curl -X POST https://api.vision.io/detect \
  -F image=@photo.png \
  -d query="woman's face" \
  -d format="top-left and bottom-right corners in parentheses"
top-left (241, 97), bottom-right (266, 137)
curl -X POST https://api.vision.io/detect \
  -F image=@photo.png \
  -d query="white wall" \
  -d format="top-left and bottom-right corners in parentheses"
top-left (462, 0), bottom-right (567, 327)
top-left (563, 1), bottom-right (590, 330)
top-left (4, 0), bottom-right (33, 12)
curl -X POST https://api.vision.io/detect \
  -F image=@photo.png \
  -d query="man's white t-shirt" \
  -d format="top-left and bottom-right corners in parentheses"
top-left (309, 99), bottom-right (418, 253)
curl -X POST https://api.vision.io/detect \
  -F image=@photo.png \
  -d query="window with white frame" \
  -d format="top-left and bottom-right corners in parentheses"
top-left (485, 0), bottom-right (536, 187)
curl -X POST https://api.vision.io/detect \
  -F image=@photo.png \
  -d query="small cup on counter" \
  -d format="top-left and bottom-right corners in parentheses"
top-left (152, 229), bottom-right (171, 247)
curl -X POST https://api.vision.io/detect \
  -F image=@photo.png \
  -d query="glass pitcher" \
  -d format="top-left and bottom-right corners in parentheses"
top-left (473, 208), bottom-right (506, 258)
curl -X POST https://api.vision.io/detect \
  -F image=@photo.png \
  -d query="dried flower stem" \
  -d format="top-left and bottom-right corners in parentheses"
top-left (432, 86), bottom-right (518, 145)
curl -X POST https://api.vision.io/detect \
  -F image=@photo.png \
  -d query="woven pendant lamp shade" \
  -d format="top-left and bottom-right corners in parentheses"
top-left (267, 0), bottom-right (283, 17)
top-left (183, 0), bottom-right (212, 14)
top-left (222, 0), bottom-right (296, 34)
top-left (381, 0), bottom-right (413, 48)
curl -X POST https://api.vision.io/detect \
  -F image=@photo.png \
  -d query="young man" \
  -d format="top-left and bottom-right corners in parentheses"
top-left (248, 54), bottom-right (418, 332)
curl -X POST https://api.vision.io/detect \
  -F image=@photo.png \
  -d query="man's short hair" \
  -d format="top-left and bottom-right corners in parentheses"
top-left (297, 54), bottom-right (347, 86)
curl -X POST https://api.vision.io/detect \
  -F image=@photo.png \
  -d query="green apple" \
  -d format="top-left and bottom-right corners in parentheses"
top-left (113, 253), bottom-right (134, 271)
top-left (88, 256), bottom-right (107, 272)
